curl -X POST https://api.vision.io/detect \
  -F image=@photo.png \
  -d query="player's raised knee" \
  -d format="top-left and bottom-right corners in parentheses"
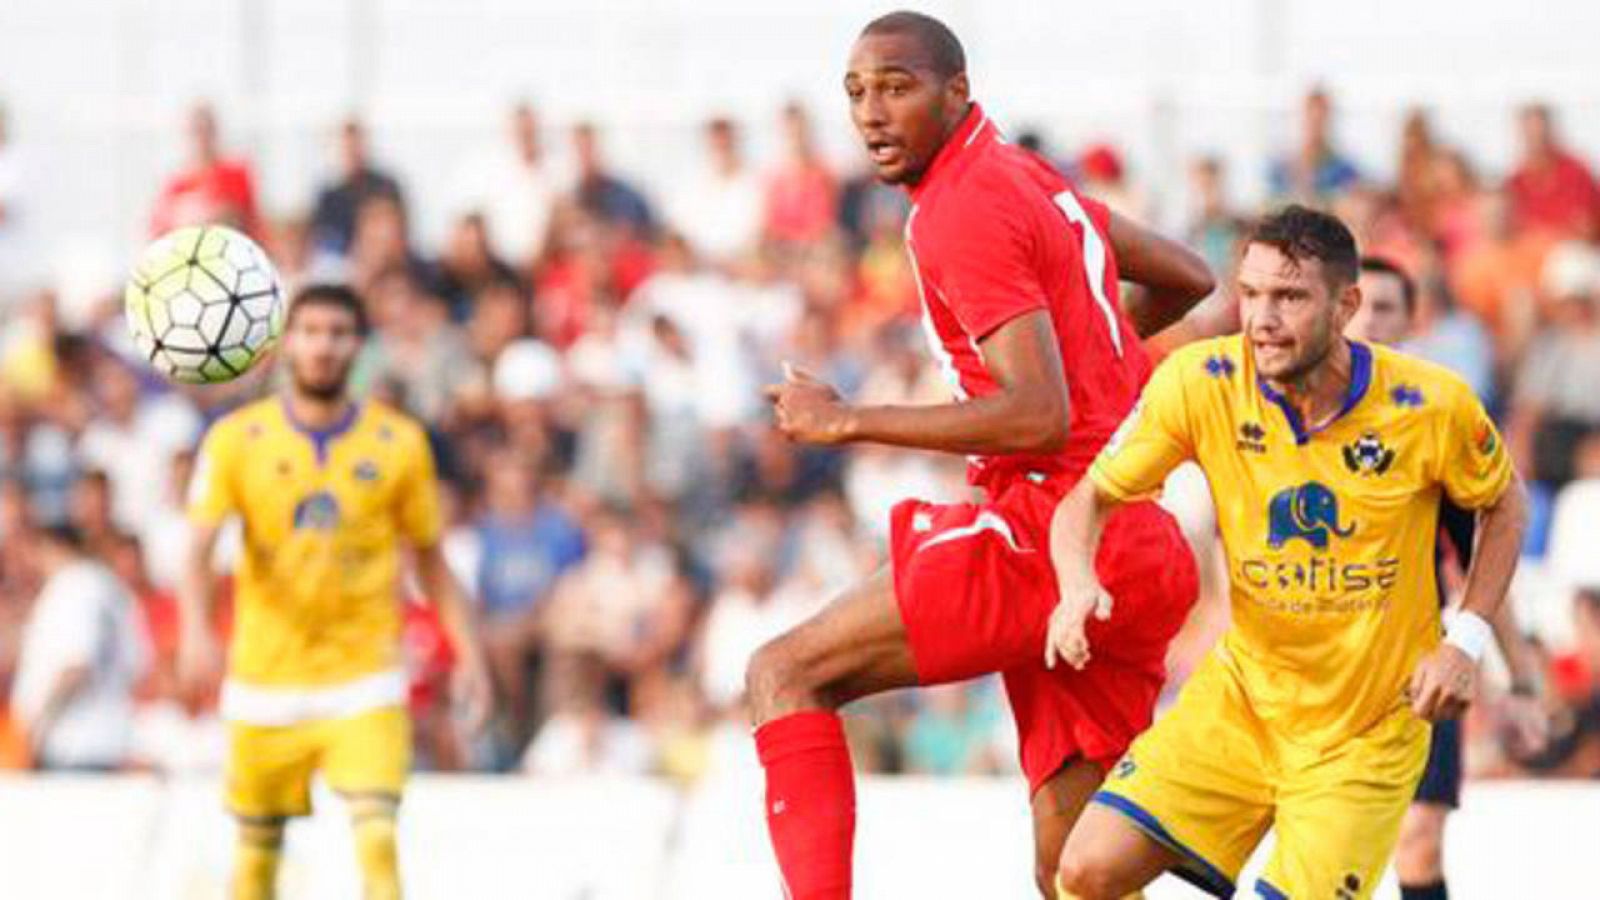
top-left (746, 635), bottom-right (813, 722)
top-left (1054, 851), bottom-right (1125, 900)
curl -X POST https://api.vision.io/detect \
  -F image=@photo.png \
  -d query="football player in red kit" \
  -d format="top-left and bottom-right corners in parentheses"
top-left (746, 11), bottom-right (1216, 899)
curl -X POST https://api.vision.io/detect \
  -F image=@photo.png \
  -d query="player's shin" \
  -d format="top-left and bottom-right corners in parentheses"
top-left (232, 818), bottom-right (284, 900)
top-left (349, 796), bottom-right (402, 900)
top-left (755, 710), bottom-right (856, 900)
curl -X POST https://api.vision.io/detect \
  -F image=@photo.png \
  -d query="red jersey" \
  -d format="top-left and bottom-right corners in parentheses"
top-left (904, 103), bottom-right (1151, 491)
top-left (149, 158), bottom-right (262, 239)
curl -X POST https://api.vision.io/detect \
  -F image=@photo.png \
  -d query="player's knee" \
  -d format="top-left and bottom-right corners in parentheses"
top-left (746, 635), bottom-right (822, 721)
top-left (1396, 808), bottom-right (1446, 881)
top-left (350, 801), bottom-right (401, 900)
top-left (1055, 851), bottom-right (1124, 900)
top-left (1034, 860), bottom-right (1061, 899)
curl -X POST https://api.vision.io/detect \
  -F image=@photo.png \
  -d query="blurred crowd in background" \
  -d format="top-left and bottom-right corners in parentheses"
top-left (0, 86), bottom-right (1597, 784)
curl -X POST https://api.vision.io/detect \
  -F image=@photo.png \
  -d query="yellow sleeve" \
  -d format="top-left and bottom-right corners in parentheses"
top-left (1089, 351), bottom-right (1196, 501)
top-left (187, 422), bottom-right (237, 527)
top-left (1436, 381), bottom-right (1513, 510)
top-left (397, 424), bottom-right (444, 548)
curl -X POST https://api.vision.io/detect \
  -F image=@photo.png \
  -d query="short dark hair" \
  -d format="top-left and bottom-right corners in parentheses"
top-left (860, 10), bottom-right (966, 79)
top-left (288, 283), bottom-right (369, 336)
top-left (1359, 256), bottom-right (1417, 316)
top-left (1245, 204), bottom-right (1360, 289)
top-left (37, 523), bottom-right (85, 552)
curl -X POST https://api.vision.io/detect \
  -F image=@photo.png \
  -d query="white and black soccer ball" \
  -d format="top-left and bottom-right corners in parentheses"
top-left (125, 225), bottom-right (285, 384)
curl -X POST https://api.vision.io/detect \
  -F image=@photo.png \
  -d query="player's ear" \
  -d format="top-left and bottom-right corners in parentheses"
top-left (946, 71), bottom-right (970, 106)
top-left (1334, 281), bottom-right (1362, 331)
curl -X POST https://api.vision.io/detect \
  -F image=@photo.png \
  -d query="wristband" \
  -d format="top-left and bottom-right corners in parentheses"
top-left (1444, 610), bottom-right (1492, 663)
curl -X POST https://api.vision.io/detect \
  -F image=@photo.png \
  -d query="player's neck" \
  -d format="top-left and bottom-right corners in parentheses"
top-left (284, 389), bottom-right (355, 432)
top-left (1270, 338), bottom-right (1353, 430)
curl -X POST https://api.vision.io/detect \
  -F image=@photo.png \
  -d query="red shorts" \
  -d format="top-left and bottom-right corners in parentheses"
top-left (889, 477), bottom-right (1198, 794)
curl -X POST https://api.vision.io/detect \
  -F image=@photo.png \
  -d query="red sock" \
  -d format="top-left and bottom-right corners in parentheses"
top-left (755, 710), bottom-right (856, 900)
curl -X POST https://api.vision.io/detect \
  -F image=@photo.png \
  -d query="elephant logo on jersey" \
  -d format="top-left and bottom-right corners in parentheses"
top-left (292, 491), bottom-right (342, 530)
top-left (1266, 482), bottom-right (1355, 550)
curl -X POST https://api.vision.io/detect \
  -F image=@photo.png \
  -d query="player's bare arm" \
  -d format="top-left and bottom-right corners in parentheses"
top-left (1409, 473), bottom-right (1530, 721)
top-left (1108, 210), bottom-right (1217, 339)
top-left (766, 308), bottom-right (1068, 454)
top-left (176, 518), bottom-right (225, 701)
top-left (1044, 477), bottom-right (1120, 670)
top-left (413, 543), bottom-right (495, 733)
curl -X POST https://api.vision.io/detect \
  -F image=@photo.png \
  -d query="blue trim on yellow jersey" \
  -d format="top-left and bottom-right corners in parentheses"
top-left (281, 398), bottom-right (362, 465)
top-left (1256, 339), bottom-right (1373, 445)
top-left (1255, 878), bottom-right (1289, 899)
top-left (1091, 791), bottom-right (1235, 897)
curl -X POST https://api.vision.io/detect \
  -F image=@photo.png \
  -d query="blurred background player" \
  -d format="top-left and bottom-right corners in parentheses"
top-left (1049, 206), bottom-right (1528, 899)
top-left (748, 11), bottom-right (1214, 899)
top-left (1348, 256), bottom-right (1549, 900)
top-left (177, 284), bottom-right (492, 900)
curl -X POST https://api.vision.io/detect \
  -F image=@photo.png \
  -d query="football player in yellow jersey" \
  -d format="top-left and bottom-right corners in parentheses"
top-left (1046, 206), bottom-right (1528, 900)
top-left (177, 283), bottom-right (492, 900)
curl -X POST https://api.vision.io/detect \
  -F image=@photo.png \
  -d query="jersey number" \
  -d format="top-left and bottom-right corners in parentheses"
top-left (1053, 191), bottom-right (1124, 357)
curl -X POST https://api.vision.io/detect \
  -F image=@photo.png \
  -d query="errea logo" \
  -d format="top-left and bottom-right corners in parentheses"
top-left (1236, 421), bottom-right (1267, 454)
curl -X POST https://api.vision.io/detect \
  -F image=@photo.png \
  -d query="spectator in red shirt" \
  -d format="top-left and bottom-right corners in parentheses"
top-left (764, 102), bottom-right (838, 246)
top-left (1507, 103), bottom-right (1600, 240)
top-left (148, 103), bottom-right (261, 238)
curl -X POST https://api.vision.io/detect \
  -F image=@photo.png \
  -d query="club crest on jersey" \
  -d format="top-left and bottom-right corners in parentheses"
top-left (1236, 421), bottom-right (1267, 454)
top-left (292, 491), bottom-right (342, 530)
top-left (1341, 431), bottom-right (1395, 476)
top-left (1266, 482), bottom-right (1355, 550)
top-left (353, 460), bottom-right (380, 482)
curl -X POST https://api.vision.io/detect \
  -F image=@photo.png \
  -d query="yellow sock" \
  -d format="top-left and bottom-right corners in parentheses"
top-left (351, 800), bottom-right (402, 900)
top-left (232, 819), bottom-right (283, 900)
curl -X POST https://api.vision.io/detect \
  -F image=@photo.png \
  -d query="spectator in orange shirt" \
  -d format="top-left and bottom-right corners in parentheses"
top-left (1449, 187), bottom-right (1554, 360)
top-left (148, 103), bottom-right (261, 238)
top-left (1507, 103), bottom-right (1600, 241)
top-left (764, 102), bottom-right (838, 247)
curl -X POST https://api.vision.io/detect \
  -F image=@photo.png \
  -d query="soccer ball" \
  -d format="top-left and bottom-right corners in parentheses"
top-left (125, 225), bottom-right (285, 384)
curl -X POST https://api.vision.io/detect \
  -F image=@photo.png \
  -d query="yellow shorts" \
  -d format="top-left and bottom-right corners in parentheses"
top-left (226, 705), bottom-right (411, 819)
top-left (1094, 653), bottom-right (1427, 899)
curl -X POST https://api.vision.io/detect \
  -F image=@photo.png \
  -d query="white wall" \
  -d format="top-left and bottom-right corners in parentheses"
top-left (4, 0), bottom-right (1600, 292)
top-left (0, 773), bottom-right (1594, 899)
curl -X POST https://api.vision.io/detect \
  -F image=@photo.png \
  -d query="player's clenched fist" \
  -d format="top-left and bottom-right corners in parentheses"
top-left (764, 362), bottom-right (856, 445)
top-left (1407, 643), bottom-right (1477, 721)
top-left (1045, 576), bottom-right (1114, 671)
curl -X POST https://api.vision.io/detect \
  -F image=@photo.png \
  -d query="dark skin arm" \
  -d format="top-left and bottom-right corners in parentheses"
top-left (1108, 210), bottom-right (1217, 339)
top-left (766, 309), bottom-right (1068, 455)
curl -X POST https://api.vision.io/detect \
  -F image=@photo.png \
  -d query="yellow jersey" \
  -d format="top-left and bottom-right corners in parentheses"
top-left (190, 398), bottom-right (442, 701)
top-left (1090, 335), bottom-right (1512, 748)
